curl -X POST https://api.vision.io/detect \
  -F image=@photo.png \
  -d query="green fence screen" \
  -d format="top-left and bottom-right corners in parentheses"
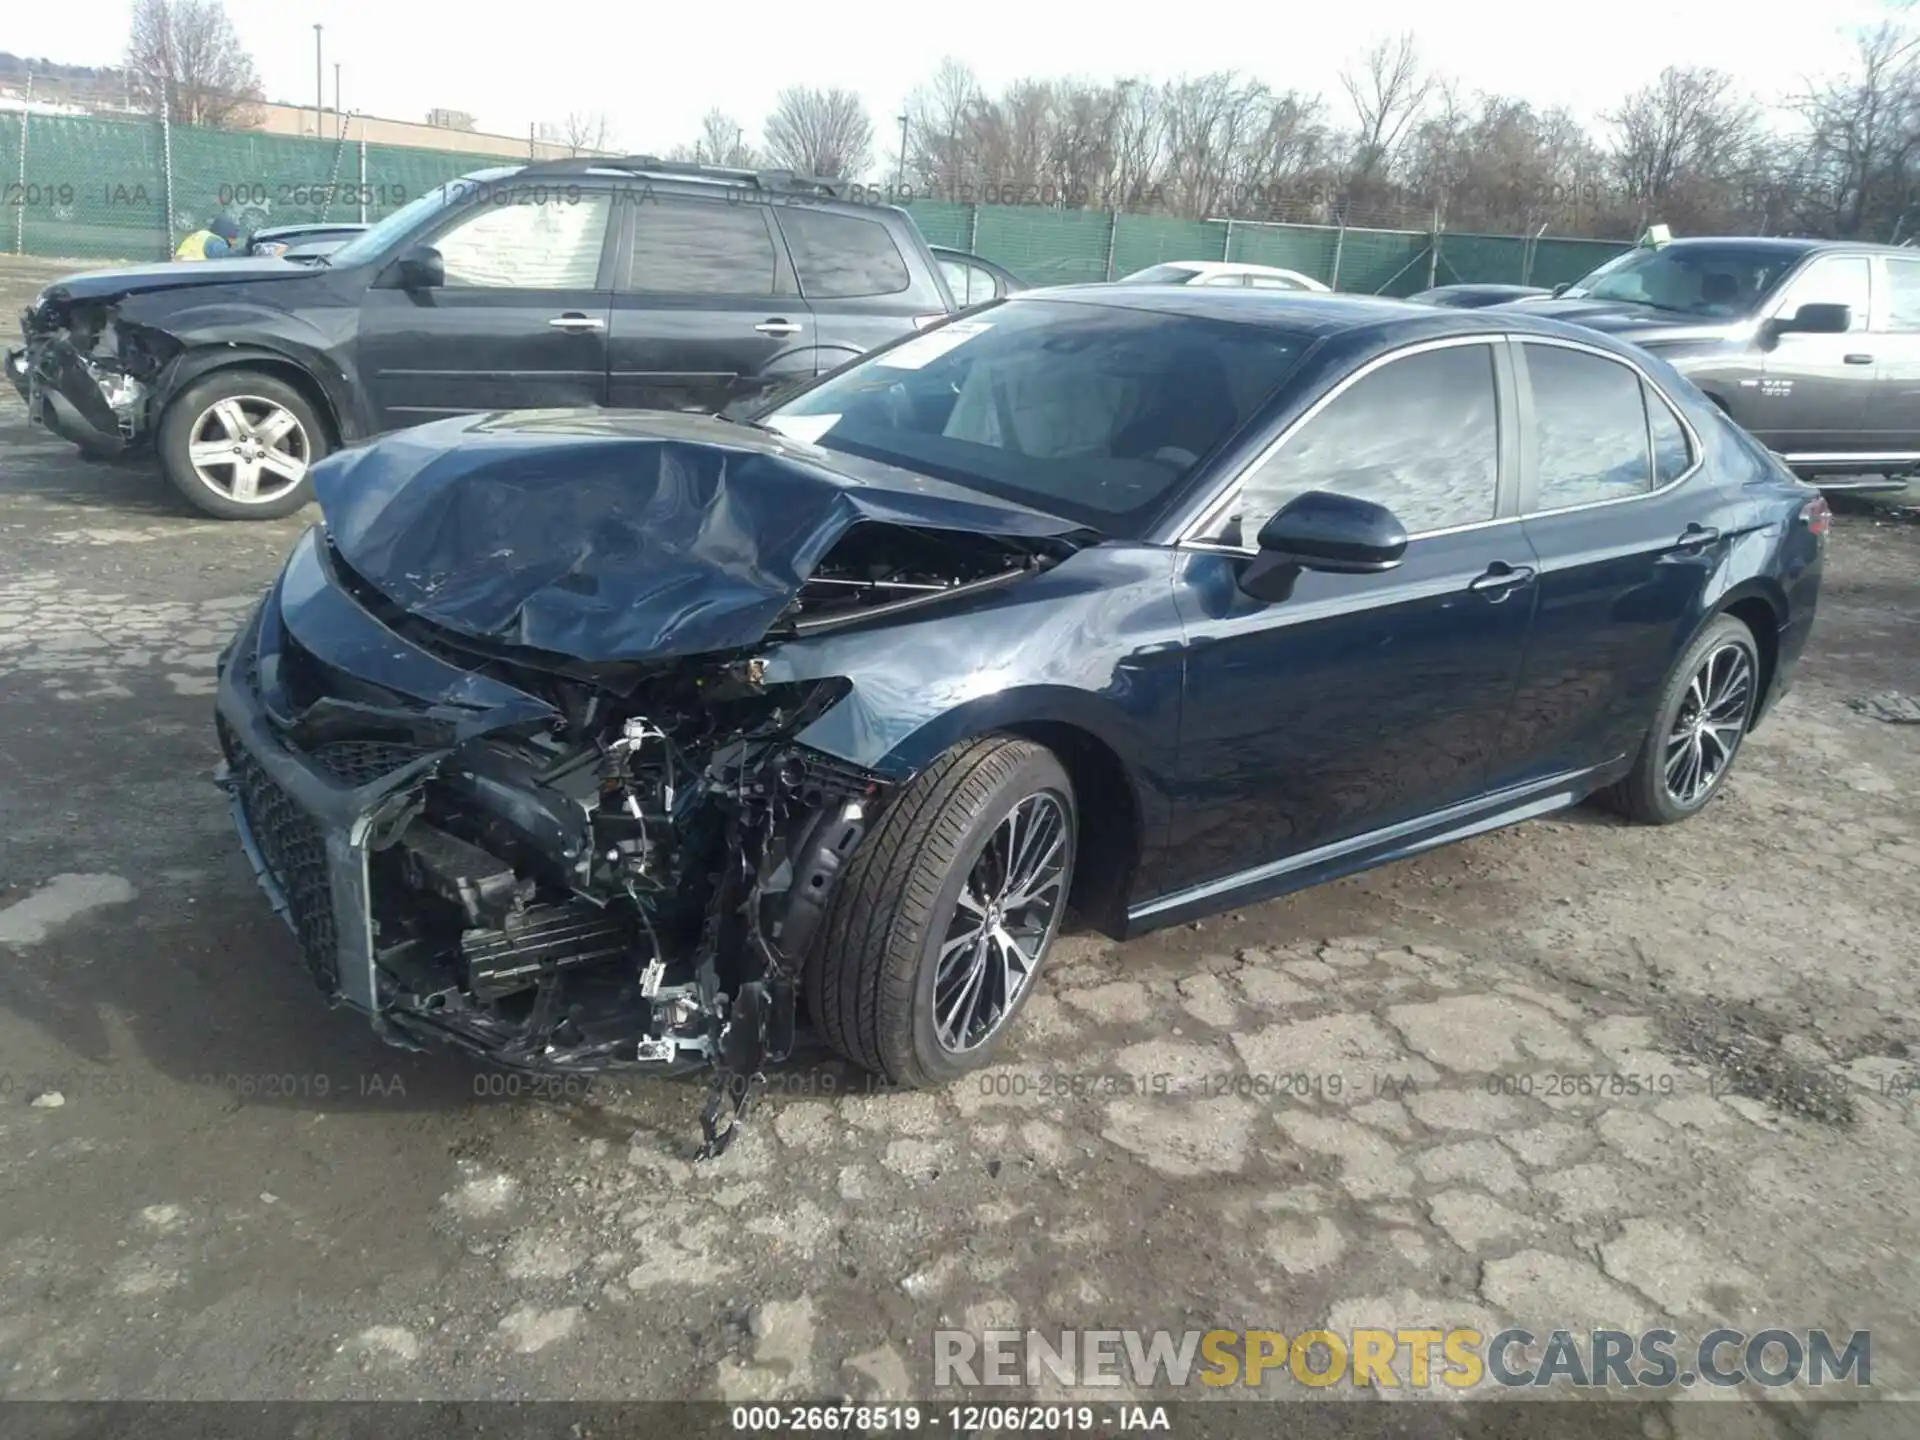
top-left (4, 111), bottom-right (1630, 287)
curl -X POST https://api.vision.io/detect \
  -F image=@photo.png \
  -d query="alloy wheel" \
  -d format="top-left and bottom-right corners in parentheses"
top-left (186, 396), bottom-right (311, 504)
top-left (1663, 641), bottom-right (1755, 808)
top-left (932, 791), bottom-right (1071, 1054)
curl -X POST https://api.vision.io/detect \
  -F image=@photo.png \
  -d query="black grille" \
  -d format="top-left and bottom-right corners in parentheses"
top-left (309, 739), bottom-right (431, 788)
top-left (229, 741), bottom-right (339, 993)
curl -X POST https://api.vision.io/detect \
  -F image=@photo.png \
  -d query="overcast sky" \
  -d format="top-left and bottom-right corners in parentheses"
top-left (7, 0), bottom-right (1899, 157)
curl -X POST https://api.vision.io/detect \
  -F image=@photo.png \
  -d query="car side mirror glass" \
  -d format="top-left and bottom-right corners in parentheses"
top-left (1773, 301), bottom-right (1850, 336)
top-left (394, 244), bottom-right (444, 290)
top-left (1237, 490), bottom-right (1409, 603)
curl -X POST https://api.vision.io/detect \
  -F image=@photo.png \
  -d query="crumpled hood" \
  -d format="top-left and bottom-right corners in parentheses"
top-left (33, 259), bottom-right (319, 311)
top-left (1510, 298), bottom-right (1738, 345)
top-left (315, 409), bottom-right (1086, 662)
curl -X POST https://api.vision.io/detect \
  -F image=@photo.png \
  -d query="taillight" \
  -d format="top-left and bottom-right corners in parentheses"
top-left (1799, 496), bottom-right (1832, 536)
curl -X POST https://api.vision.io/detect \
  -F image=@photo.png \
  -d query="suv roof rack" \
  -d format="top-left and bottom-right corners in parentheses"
top-left (512, 153), bottom-right (848, 198)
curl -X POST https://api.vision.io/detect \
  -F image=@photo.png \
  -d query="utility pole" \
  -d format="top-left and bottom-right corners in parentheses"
top-left (334, 63), bottom-right (341, 139)
top-left (896, 113), bottom-right (908, 196)
top-left (313, 24), bottom-right (323, 138)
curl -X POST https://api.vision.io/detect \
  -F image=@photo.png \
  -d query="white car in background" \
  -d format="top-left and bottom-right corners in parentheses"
top-left (1117, 261), bottom-right (1331, 291)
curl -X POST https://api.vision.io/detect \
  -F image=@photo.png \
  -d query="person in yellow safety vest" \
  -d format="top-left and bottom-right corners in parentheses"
top-left (175, 215), bottom-right (241, 261)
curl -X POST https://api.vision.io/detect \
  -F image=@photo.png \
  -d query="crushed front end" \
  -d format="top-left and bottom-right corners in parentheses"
top-left (214, 527), bottom-right (889, 1155)
top-left (9, 288), bottom-right (176, 455)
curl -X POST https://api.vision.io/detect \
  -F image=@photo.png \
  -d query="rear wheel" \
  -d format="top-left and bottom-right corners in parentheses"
top-left (1599, 614), bottom-right (1760, 824)
top-left (157, 370), bottom-right (326, 520)
top-left (804, 736), bottom-right (1076, 1088)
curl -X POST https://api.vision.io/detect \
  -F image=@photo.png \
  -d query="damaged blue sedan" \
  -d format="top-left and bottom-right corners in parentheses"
top-left (213, 288), bottom-right (1827, 1151)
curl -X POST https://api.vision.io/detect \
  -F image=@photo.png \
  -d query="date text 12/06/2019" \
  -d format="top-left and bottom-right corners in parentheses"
top-left (729, 1405), bottom-right (1169, 1432)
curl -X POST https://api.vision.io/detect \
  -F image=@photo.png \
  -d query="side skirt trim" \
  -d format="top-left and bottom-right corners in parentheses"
top-left (1125, 764), bottom-right (1608, 933)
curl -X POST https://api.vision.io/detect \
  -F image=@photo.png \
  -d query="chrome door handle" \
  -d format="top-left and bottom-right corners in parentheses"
top-left (1844, 353), bottom-right (1874, 364)
top-left (548, 313), bottom-right (605, 331)
top-left (1672, 524), bottom-right (1721, 551)
top-left (1469, 562), bottom-right (1535, 600)
top-left (755, 319), bottom-right (802, 336)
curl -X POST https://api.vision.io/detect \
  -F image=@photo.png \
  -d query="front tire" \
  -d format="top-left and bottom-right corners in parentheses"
top-left (804, 736), bottom-right (1077, 1088)
top-left (1599, 614), bottom-right (1760, 825)
top-left (157, 371), bottom-right (326, 520)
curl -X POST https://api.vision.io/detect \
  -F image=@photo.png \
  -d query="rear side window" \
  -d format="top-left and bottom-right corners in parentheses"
top-left (1525, 344), bottom-right (1654, 509)
top-left (776, 206), bottom-right (913, 298)
top-left (1213, 342), bottom-right (1501, 541)
top-left (1648, 386), bottom-right (1693, 484)
top-left (624, 199), bottom-right (791, 296)
top-left (1884, 257), bottom-right (1920, 331)
top-left (940, 257), bottom-right (1000, 306)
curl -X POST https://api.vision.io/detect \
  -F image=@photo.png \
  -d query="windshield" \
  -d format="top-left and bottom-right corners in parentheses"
top-left (1561, 245), bottom-right (1804, 316)
top-left (1119, 264), bottom-right (1201, 285)
top-left (327, 177), bottom-right (503, 268)
top-left (758, 298), bottom-right (1309, 534)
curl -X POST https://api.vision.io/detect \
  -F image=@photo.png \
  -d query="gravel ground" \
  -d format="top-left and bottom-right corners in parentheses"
top-left (2, 256), bottom-right (1919, 1432)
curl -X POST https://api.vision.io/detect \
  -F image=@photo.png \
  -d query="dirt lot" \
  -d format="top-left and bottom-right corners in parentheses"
top-left (2, 254), bottom-right (1918, 1431)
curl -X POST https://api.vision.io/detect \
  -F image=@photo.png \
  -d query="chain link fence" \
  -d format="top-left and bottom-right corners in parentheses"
top-left (2, 110), bottom-right (1630, 289)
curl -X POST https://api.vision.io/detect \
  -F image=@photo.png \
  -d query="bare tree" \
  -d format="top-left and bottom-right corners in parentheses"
top-left (1788, 23), bottom-right (1920, 238)
top-left (857, 29), bottom-right (1920, 246)
top-left (1604, 67), bottom-right (1759, 232)
top-left (1341, 33), bottom-right (1430, 184)
top-left (696, 108), bottom-right (755, 167)
top-left (559, 111), bottom-right (615, 156)
top-left (124, 0), bottom-right (263, 129)
top-left (905, 58), bottom-right (985, 193)
top-left (763, 86), bottom-right (874, 179)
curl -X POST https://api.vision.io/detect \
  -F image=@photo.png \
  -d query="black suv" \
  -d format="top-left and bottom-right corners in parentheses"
top-left (7, 156), bottom-right (955, 518)
top-left (1513, 236), bottom-right (1920, 493)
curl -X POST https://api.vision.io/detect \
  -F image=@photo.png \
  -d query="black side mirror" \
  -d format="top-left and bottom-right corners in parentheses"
top-left (1551, 282), bottom-right (1571, 297)
top-left (394, 244), bottom-right (444, 290)
top-left (1771, 302), bottom-right (1850, 336)
top-left (1237, 490), bottom-right (1409, 603)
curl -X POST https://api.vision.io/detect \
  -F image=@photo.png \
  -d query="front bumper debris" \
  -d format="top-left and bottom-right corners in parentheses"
top-left (10, 333), bottom-right (146, 456)
top-left (212, 541), bottom-right (889, 1157)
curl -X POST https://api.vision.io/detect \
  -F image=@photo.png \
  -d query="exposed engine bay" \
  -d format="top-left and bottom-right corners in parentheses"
top-left (220, 517), bottom-right (1070, 1157)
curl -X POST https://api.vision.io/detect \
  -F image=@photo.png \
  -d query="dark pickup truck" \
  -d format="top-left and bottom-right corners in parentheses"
top-left (1507, 236), bottom-right (1920, 493)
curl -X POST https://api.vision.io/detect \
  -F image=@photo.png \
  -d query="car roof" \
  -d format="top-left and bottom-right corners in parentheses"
top-left (1163, 260), bottom-right (1314, 278)
top-left (1010, 283), bottom-right (1669, 355)
top-left (1649, 235), bottom-right (1908, 258)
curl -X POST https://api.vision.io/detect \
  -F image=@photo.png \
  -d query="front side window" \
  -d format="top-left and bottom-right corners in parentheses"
top-left (760, 299), bottom-right (1308, 534)
top-left (1205, 343), bottom-right (1501, 544)
top-left (625, 199), bottom-right (788, 296)
top-left (1771, 256), bottom-right (1871, 332)
top-left (433, 194), bottom-right (611, 289)
top-left (1525, 344), bottom-right (1655, 509)
top-left (1120, 264), bottom-right (1201, 284)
